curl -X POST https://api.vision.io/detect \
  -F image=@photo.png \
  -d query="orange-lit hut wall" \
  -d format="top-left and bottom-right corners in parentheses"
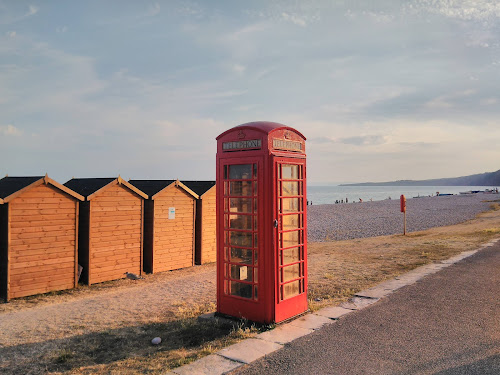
top-left (196, 185), bottom-right (216, 264)
top-left (145, 184), bottom-right (196, 273)
top-left (1, 183), bottom-right (79, 300)
top-left (83, 184), bottom-right (144, 285)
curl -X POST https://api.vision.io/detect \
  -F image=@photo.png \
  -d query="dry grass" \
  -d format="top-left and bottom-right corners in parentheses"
top-left (1, 205), bottom-right (499, 374)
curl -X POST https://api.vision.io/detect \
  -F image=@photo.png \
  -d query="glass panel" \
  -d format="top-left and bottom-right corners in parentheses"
top-left (229, 214), bottom-right (252, 230)
top-left (254, 250), bottom-right (258, 265)
top-left (230, 248), bottom-right (253, 264)
top-left (224, 165), bottom-right (228, 179)
top-left (253, 216), bottom-right (258, 230)
top-left (224, 247), bottom-right (229, 261)
top-left (254, 268), bottom-right (258, 283)
top-left (254, 285), bottom-right (258, 300)
top-left (282, 181), bottom-right (299, 196)
top-left (282, 164), bottom-right (299, 179)
top-left (253, 164), bottom-right (257, 178)
top-left (230, 181), bottom-right (253, 196)
top-left (253, 181), bottom-right (258, 196)
top-left (282, 198), bottom-right (300, 213)
top-left (282, 214), bottom-right (300, 230)
top-left (229, 231), bottom-right (252, 247)
top-left (283, 280), bottom-right (300, 299)
top-left (281, 247), bottom-right (300, 265)
top-left (228, 198), bottom-right (252, 213)
top-left (253, 233), bottom-right (258, 248)
top-left (230, 281), bottom-right (252, 299)
top-left (224, 182), bottom-right (228, 196)
top-left (283, 264), bottom-right (300, 282)
top-left (282, 231), bottom-right (300, 247)
top-left (230, 265), bottom-right (252, 281)
top-left (229, 164), bottom-right (253, 180)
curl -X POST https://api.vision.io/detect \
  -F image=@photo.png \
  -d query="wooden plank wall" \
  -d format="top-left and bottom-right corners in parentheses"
top-left (152, 187), bottom-right (195, 272)
top-left (200, 187), bottom-right (217, 264)
top-left (7, 184), bottom-right (77, 299)
top-left (89, 184), bottom-right (142, 284)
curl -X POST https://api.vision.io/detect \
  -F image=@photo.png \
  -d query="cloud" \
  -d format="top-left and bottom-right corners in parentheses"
top-left (407, 0), bottom-right (500, 21)
top-left (147, 3), bottom-right (161, 17)
top-left (56, 26), bottom-right (68, 33)
top-left (231, 64), bottom-right (246, 74)
top-left (6, 31), bottom-right (16, 37)
top-left (26, 5), bottom-right (38, 17)
top-left (281, 12), bottom-right (307, 27)
top-left (0, 124), bottom-right (23, 136)
top-left (339, 135), bottom-right (387, 146)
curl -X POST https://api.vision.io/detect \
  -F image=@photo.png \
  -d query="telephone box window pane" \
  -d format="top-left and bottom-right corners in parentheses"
top-left (253, 216), bottom-right (258, 230)
top-left (253, 164), bottom-right (258, 178)
top-left (282, 181), bottom-right (299, 196)
top-left (282, 164), bottom-right (299, 179)
top-left (253, 182), bottom-right (258, 196)
top-left (254, 250), bottom-right (258, 265)
top-left (254, 286), bottom-right (258, 300)
top-left (283, 264), bottom-right (300, 282)
top-left (229, 231), bottom-right (252, 247)
top-left (283, 280), bottom-right (300, 300)
top-left (254, 268), bottom-right (258, 283)
top-left (229, 164), bottom-right (253, 180)
top-left (230, 281), bottom-right (252, 299)
top-left (230, 265), bottom-right (252, 282)
top-left (230, 181), bottom-right (253, 196)
top-left (230, 248), bottom-right (253, 264)
top-left (281, 247), bottom-right (300, 265)
top-left (282, 198), bottom-right (300, 213)
top-left (229, 214), bottom-right (252, 230)
top-left (282, 231), bottom-right (300, 247)
top-left (228, 198), bottom-right (252, 213)
top-left (282, 214), bottom-right (300, 230)
top-left (253, 198), bottom-right (258, 213)
top-left (253, 233), bottom-right (258, 248)
top-left (224, 165), bottom-right (228, 179)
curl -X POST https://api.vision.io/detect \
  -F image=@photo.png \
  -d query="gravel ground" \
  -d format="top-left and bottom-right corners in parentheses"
top-left (307, 194), bottom-right (496, 242)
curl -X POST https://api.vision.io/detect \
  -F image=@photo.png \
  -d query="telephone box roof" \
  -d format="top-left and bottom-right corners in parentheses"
top-left (216, 121), bottom-right (306, 140)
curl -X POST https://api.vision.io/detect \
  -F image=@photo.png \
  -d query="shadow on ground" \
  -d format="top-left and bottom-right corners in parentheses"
top-left (0, 315), bottom-right (241, 374)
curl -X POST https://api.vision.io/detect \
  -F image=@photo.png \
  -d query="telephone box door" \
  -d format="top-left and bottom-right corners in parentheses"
top-left (217, 158), bottom-right (269, 322)
top-left (274, 158), bottom-right (308, 322)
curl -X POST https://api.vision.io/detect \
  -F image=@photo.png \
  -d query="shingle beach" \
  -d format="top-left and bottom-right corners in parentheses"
top-left (307, 194), bottom-right (496, 242)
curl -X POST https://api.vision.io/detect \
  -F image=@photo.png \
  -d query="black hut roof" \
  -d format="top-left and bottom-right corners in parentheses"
top-left (63, 178), bottom-right (116, 198)
top-left (0, 176), bottom-right (44, 199)
top-left (181, 180), bottom-right (216, 196)
top-left (128, 180), bottom-right (176, 197)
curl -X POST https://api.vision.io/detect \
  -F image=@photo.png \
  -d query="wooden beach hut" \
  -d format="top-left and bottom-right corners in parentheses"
top-left (64, 177), bottom-right (147, 285)
top-left (181, 181), bottom-right (216, 265)
top-left (128, 180), bottom-right (198, 273)
top-left (0, 175), bottom-right (83, 301)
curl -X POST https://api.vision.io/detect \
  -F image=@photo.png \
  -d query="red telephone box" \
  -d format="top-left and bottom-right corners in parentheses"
top-left (216, 121), bottom-right (308, 324)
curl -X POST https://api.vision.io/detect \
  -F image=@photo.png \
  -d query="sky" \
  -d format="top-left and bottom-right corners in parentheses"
top-left (1, 0), bottom-right (499, 185)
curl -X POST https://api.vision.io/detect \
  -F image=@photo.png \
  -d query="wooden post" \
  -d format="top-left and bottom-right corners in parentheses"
top-left (404, 210), bottom-right (406, 235)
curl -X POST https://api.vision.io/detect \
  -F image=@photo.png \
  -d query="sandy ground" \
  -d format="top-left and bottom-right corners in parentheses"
top-left (0, 264), bottom-right (217, 347)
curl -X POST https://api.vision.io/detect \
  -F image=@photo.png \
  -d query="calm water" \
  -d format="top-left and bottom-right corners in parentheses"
top-left (307, 185), bottom-right (498, 205)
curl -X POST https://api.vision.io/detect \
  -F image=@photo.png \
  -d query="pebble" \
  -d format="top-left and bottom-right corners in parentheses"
top-left (307, 194), bottom-right (495, 242)
top-left (151, 337), bottom-right (161, 345)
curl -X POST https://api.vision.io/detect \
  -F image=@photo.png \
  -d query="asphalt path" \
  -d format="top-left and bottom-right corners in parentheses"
top-left (231, 243), bottom-right (500, 375)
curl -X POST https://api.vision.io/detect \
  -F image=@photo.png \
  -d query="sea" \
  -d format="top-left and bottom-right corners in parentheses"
top-left (306, 185), bottom-right (498, 205)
